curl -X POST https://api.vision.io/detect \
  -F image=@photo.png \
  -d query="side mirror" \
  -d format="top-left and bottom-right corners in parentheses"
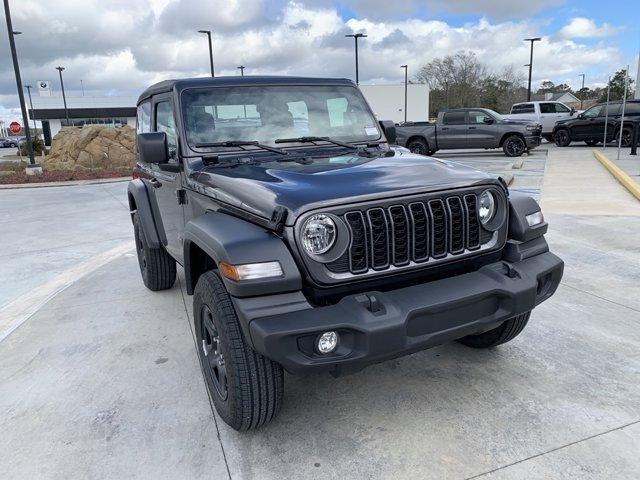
top-left (577, 113), bottom-right (584, 120)
top-left (379, 120), bottom-right (397, 144)
top-left (483, 117), bottom-right (494, 124)
top-left (138, 132), bottom-right (168, 164)
top-left (570, 107), bottom-right (576, 116)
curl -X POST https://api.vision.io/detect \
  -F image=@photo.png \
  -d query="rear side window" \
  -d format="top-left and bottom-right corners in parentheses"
top-left (624, 102), bottom-right (640, 114)
top-left (443, 111), bottom-right (466, 125)
top-left (511, 104), bottom-right (535, 114)
top-left (137, 101), bottom-right (151, 133)
top-left (539, 103), bottom-right (555, 114)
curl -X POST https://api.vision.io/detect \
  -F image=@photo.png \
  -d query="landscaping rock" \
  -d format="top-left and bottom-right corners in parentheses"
top-left (43, 126), bottom-right (135, 171)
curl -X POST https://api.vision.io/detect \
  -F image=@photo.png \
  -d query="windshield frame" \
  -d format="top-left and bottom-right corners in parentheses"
top-left (179, 83), bottom-right (383, 155)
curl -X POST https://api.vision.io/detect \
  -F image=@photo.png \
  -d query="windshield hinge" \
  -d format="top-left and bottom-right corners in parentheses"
top-left (176, 189), bottom-right (187, 205)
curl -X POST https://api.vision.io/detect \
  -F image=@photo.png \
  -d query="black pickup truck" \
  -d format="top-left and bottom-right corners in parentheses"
top-left (128, 76), bottom-right (563, 430)
top-left (395, 108), bottom-right (542, 157)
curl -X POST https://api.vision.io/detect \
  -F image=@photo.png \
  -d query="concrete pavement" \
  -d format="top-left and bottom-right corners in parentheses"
top-left (1, 148), bottom-right (639, 479)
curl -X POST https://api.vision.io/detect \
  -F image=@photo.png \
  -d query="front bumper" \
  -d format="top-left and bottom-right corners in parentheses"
top-left (242, 252), bottom-right (563, 375)
top-left (525, 135), bottom-right (541, 148)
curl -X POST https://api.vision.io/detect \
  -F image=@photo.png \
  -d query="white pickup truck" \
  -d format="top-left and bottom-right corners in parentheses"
top-left (503, 101), bottom-right (577, 141)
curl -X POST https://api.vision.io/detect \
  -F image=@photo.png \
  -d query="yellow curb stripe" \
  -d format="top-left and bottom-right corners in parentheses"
top-left (592, 149), bottom-right (640, 201)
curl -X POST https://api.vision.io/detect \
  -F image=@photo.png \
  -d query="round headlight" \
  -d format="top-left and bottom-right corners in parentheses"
top-left (302, 214), bottom-right (336, 255)
top-left (478, 190), bottom-right (496, 225)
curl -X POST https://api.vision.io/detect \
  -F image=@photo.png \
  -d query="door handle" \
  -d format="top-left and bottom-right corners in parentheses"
top-left (468, 126), bottom-right (476, 130)
top-left (441, 127), bottom-right (449, 130)
top-left (149, 178), bottom-right (162, 188)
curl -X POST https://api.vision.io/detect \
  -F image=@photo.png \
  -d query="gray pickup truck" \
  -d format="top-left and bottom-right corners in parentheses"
top-left (396, 108), bottom-right (542, 157)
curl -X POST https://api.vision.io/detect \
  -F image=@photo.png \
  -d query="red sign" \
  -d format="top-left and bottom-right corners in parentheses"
top-left (9, 121), bottom-right (22, 134)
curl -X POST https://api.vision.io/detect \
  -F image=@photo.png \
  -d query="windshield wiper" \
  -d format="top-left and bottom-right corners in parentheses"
top-left (194, 140), bottom-right (287, 155)
top-left (274, 136), bottom-right (358, 150)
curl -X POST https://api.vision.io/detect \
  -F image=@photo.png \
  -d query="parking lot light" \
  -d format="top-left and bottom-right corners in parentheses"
top-left (55, 66), bottom-right (70, 125)
top-left (524, 37), bottom-right (541, 102)
top-left (198, 29), bottom-right (215, 77)
top-left (401, 65), bottom-right (408, 123)
top-left (345, 32), bottom-right (367, 84)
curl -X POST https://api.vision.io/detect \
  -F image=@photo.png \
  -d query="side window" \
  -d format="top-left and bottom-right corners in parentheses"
top-left (582, 105), bottom-right (604, 118)
top-left (625, 103), bottom-right (640, 114)
top-left (137, 101), bottom-right (151, 133)
top-left (442, 111), bottom-right (466, 125)
top-left (468, 110), bottom-right (490, 124)
top-left (511, 104), bottom-right (534, 114)
top-left (539, 103), bottom-right (555, 114)
top-left (554, 103), bottom-right (570, 113)
top-left (155, 101), bottom-right (177, 155)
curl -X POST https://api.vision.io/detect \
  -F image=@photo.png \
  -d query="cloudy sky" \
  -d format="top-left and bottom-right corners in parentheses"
top-left (1, 0), bottom-right (638, 124)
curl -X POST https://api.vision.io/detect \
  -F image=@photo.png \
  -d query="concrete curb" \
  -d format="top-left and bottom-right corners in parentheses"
top-left (0, 176), bottom-right (130, 190)
top-left (592, 150), bottom-right (640, 201)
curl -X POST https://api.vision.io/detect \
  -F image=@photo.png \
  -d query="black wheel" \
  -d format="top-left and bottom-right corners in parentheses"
top-left (554, 129), bottom-right (571, 147)
top-left (407, 138), bottom-right (429, 155)
top-left (585, 140), bottom-right (599, 146)
top-left (133, 212), bottom-right (176, 291)
top-left (457, 312), bottom-right (531, 348)
top-left (502, 135), bottom-right (526, 157)
top-left (194, 271), bottom-right (284, 431)
top-left (619, 128), bottom-right (633, 148)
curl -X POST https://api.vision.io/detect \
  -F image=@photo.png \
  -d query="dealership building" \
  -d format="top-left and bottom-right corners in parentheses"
top-left (28, 81), bottom-right (428, 145)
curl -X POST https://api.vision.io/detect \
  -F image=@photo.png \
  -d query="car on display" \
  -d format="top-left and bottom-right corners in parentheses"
top-left (394, 108), bottom-right (542, 158)
top-left (128, 76), bottom-right (563, 431)
top-left (503, 101), bottom-right (576, 141)
top-left (0, 137), bottom-right (19, 148)
top-left (552, 100), bottom-right (640, 147)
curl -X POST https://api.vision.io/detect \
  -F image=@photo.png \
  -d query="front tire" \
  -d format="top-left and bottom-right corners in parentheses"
top-left (619, 127), bottom-right (633, 147)
top-left (502, 135), bottom-right (526, 157)
top-left (457, 312), bottom-right (531, 348)
top-left (194, 271), bottom-right (284, 431)
top-left (133, 212), bottom-right (176, 291)
top-left (554, 129), bottom-right (571, 147)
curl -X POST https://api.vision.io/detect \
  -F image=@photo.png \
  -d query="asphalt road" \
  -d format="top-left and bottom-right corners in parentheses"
top-left (1, 147), bottom-right (639, 479)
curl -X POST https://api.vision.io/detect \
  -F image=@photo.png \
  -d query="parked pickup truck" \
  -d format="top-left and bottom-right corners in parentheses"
top-left (503, 101), bottom-right (576, 141)
top-left (395, 108), bottom-right (541, 158)
top-left (129, 76), bottom-right (563, 430)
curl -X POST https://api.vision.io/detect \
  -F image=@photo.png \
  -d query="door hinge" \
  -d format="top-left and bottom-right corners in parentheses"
top-left (176, 189), bottom-right (187, 205)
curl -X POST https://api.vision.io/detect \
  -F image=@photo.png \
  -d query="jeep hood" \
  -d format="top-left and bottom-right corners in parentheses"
top-left (192, 149), bottom-right (499, 224)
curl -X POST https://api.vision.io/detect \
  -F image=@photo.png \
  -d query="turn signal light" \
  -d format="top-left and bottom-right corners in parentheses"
top-left (219, 261), bottom-right (283, 281)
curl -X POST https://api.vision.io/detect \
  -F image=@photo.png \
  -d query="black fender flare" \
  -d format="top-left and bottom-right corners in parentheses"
top-left (127, 179), bottom-right (165, 248)
top-left (183, 211), bottom-right (302, 297)
top-left (508, 192), bottom-right (548, 243)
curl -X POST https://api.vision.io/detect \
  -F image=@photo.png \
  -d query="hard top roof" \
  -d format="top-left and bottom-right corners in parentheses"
top-left (137, 76), bottom-right (356, 104)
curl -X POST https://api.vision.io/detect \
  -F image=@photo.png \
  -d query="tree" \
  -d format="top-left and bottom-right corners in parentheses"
top-left (536, 81), bottom-right (572, 95)
top-left (599, 69), bottom-right (635, 102)
top-left (415, 51), bottom-right (526, 115)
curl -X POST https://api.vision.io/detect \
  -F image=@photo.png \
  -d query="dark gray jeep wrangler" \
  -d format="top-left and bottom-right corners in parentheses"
top-left (128, 76), bottom-right (563, 431)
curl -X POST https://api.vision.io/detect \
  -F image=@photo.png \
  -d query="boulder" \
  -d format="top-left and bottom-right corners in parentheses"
top-left (43, 125), bottom-right (135, 171)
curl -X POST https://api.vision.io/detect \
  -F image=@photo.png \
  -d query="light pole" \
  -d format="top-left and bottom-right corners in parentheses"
top-left (3, 0), bottom-right (36, 167)
top-left (80, 79), bottom-right (85, 96)
top-left (578, 73), bottom-right (585, 109)
top-left (237, 65), bottom-right (245, 76)
top-left (401, 65), bottom-right (408, 123)
top-left (524, 37), bottom-right (541, 102)
top-left (603, 75), bottom-right (611, 149)
top-left (198, 30), bottom-right (215, 77)
top-left (345, 32), bottom-right (367, 84)
top-left (56, 66), bottom-right (70, 126)
top-left (24, 85), bottom-right (37, 132)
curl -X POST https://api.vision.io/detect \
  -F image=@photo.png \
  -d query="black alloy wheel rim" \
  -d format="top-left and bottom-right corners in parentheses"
top-left (621, 130), bottom-right (632, 147)
top-left (200, 305), bottom-right (228, 401)
top-left (506, 137), bottom-right (525, 156)
top-left (410, 143), bottom-right (426, 155)
top-left (555, 131), bottom-right (568, 145)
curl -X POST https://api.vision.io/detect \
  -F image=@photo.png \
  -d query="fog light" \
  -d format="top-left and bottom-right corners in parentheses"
top-left (526, 211), bottom-right (544, 227)
top-left (316, 331), bottom-right (339, 354)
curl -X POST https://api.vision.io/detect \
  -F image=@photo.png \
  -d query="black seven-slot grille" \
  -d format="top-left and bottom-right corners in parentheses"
top-left (332, 194), bottom-right (484, 275)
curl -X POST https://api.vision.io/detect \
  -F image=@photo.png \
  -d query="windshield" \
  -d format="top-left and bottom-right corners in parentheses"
top-left (181, 85), bottom-right (381, 150)
top-left (484, 109), bottom-right (504, 120)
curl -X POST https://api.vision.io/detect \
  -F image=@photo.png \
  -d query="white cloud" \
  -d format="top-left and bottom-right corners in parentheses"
top-left (558, 17), bottom-right (622, 39)
top-left (0, 0), bottom-right (627, 122)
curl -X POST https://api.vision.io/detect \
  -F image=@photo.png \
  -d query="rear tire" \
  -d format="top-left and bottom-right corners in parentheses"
top-left (194, 271), bottom-right (284, 431)
top-left (407, 138), bottom-right (429, 156)
top-left (554, 129), bottom-right (571, 147)
top-left (502, 135), bottom-right (526, 157)
top-left (133, 212), bottom-right (176, 291)
top-left (619, 127), bottom-right (633, 147)
top-left (457, 312), bottom-right (531, 348)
